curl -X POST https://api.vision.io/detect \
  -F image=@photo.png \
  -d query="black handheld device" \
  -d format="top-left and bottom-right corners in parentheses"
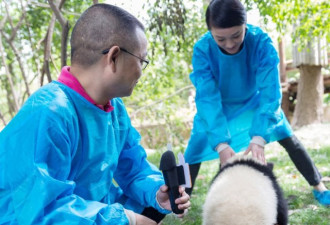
top-left (159, 150), bottom-right (184, 214)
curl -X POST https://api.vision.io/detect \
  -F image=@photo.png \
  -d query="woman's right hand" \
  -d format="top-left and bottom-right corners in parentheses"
top-left (219, 146), bottom-right (236, 167)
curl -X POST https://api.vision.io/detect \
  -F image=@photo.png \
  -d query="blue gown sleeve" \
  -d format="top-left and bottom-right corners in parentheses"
top-left (113, 116), bottom-right (170, 214)
top-left (0, 108), bottom-right (130, 225)
top-left (249, 33), bottom-right (283, 142)
top-left (190, 42), bottom-right (231, 149)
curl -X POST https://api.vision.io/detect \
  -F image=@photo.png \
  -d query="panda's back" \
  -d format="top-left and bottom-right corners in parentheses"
top-left (203, 164), bottom-right (278, 225)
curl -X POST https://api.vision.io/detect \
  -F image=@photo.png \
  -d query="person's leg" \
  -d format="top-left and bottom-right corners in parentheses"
top-left (278, 135), bottom-right (329, 205)
top-left (278, 135), bottom-right (322, 186)
top-left (112, 185), bottom-right (167, 223)
top-left (141, 207), bottom-right (166, 223)
top-left (185, 163), bottom-right (202, 196)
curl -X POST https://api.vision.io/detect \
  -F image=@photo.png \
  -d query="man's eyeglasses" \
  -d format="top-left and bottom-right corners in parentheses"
top-left (102, 47), bottom-right (149, 70)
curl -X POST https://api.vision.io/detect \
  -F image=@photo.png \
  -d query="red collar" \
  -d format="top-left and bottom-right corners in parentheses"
top-left (58, 66), bottom-right (114, 112)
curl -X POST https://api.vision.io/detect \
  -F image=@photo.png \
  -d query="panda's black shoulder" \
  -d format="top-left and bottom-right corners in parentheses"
top-left (219, 157), bottom-right (276, 181)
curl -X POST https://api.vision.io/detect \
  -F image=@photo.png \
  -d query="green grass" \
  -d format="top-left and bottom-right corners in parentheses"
top-left (147, 145), bottom-right (330, 225)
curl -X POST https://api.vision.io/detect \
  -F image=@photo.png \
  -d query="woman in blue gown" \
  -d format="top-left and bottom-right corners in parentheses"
top-left (184, 0), bottom-right (329, 206)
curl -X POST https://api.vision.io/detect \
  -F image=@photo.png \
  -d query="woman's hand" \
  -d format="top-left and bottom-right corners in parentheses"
top-left (156, 185), bottom-right (191, 217)
top-left (219, 146), bottom-right (236, 167)
top-left (244, 143), bottom-right (266, 164)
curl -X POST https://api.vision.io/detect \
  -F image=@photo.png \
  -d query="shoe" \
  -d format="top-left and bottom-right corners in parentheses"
top-left (313, 190), bottom-right (330, 206)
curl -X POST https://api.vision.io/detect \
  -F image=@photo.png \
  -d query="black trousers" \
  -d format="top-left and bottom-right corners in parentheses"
top-left (185, 135), bottom-right (322, 196)
top-left (141, 207), bottom-right (166, 223)
top-left (278, 135), bottom-right (322, 186)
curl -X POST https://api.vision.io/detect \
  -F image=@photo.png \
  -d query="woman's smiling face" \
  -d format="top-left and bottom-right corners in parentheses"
top-left (211, 25), bottom-right (246, 55)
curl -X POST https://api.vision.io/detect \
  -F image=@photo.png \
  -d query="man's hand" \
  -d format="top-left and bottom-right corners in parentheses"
top-left (156, 185), bottom-right (191, 217)
top-left (244, 143), bottom-right (266, 164)
top-left (219, 146), bottom-right (236, 167)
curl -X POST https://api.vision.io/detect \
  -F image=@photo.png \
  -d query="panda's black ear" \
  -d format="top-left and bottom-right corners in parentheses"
top-left (266, 162), bottom-right (274, 171)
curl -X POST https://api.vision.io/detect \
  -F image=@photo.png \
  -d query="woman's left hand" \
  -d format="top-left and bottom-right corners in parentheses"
top-left (244, 143), bottom-right (266, 165)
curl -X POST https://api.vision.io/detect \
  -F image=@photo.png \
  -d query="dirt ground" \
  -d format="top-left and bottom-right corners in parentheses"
top-left (266, 123), bottom-right (330, 151)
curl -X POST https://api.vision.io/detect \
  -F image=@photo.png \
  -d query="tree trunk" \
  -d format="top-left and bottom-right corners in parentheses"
top-left (0, 33), bottom-right (20, 112)
top-left (278, 38), bottom-right (291, 120)
top-left (291, 65), bottom-right (323, 128)
top-left (0, 110), bottom-right (7, 127)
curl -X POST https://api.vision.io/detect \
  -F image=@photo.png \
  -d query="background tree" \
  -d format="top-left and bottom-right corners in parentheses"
top-left (123, 0), bottom-right (207, 147)
top-left (0, 0), bottom-right (90, 126)
top-left (243, 0), bottom-right (330, 128)
top-left (0, 0), bottom-right (206, 148)
top-left (291, 37), bottom-right (328, 128)
top-left (1, 0), bottom-right (329, 143)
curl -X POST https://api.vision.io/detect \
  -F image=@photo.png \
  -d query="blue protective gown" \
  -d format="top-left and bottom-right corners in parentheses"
top-left (0, 81), bottom-right (169, 224)
top-left (184, 24), bottom-right (293, 164)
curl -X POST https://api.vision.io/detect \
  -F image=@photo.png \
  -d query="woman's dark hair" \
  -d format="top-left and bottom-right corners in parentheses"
top-left (206, 0), bottom-right (246, 30)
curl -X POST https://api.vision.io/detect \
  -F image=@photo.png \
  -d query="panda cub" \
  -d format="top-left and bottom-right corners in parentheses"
top-left (202, 155), bottom-right (288, 225)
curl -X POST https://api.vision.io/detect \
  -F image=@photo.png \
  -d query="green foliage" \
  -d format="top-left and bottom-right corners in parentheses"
top-left (146, 0), bottom-right (186, 56)
top-left (2, 0), bottom-right (328, 141)
top-left (244, 0), bottom-right (330, 49)
top-left (324, 93), bottom-right (330, 104)
top-left (123, 0), bottom-right (207, 148)
top-left (0, 0), bottom-right (92, 121)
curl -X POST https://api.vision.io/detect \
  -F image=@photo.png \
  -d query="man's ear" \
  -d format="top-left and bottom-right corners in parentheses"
top-left (105, 46), bottom-right (120, 72)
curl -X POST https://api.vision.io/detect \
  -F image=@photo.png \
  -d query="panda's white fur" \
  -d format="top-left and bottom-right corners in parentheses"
top-left (202, 155), bottom-right (287, 225)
